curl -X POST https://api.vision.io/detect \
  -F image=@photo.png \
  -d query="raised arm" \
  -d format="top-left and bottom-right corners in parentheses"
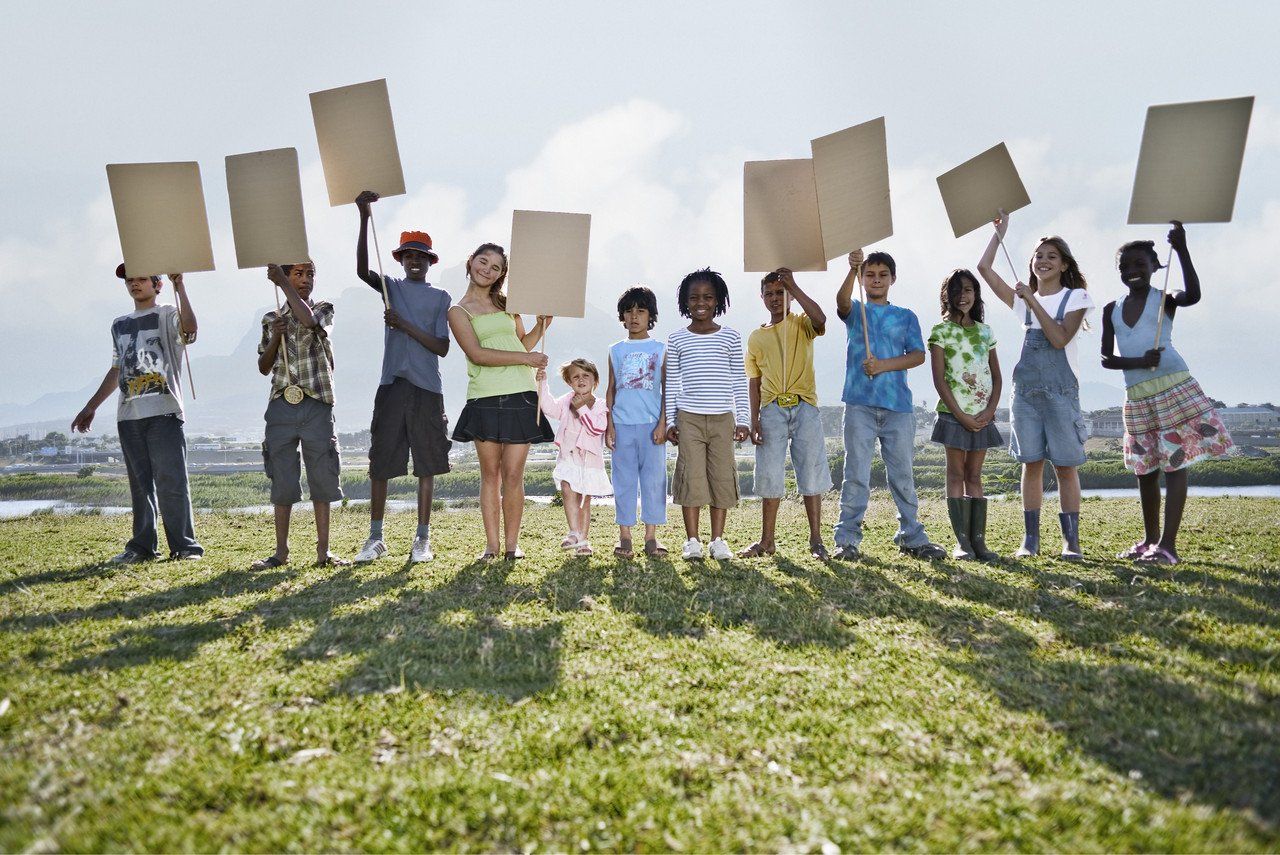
top-left (448, 307), bottom-right (547, 368)
top-left (267, 265), bottom-right (317, 327)
top-left (354, 190), bottom-right (385, 292)
top-left (835, 250), bottom-right (863, 320)
top-left (169, 274), bottom-right (197, 339)
top-left (778, 268), bottom-right (826, 334)
top-left (1167, 221), bottom-right (1200, 309)
top-left (976, 211), bottom-right (1018, 310)
top-left (517, 315), bottom-right (551, 350)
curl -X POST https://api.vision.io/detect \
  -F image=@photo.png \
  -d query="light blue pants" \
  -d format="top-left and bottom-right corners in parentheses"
top-left (834, 404), bottom-right (927, 549)
top-left (612, 421), bottom-right (668, 526)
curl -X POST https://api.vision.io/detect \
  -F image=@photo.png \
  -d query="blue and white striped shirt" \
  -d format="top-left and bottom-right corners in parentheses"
top-left (665, 326), bottom-right (750, 426)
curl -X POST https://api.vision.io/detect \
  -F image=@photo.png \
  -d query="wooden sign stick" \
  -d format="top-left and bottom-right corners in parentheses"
top-left (1151, 245), bottom-right (1175, 371)
top-left (367, 209), bottom-right (392, 308)
top-left (536, 329), bottom-right (548, 427)
top-left (855, 263), bottom-right (871, 367)
top-left (272, 286), bottom-right (292, 381)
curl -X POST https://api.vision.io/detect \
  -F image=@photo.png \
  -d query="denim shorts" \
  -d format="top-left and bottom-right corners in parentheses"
top-left (753, 401), bottom-right (832, 498)
top-left (1009, 387), bottom-right (1087, 467)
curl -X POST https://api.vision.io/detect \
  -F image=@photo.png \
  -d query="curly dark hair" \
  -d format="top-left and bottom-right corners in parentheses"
top-left (1116, 240), bottom-right (1161, 270)
top-left (939, 268), bottom-right (985, 323)
top-left (616, 286), bottom-right (658, 329)
top-left (677, 268), bottom-right (730, 318)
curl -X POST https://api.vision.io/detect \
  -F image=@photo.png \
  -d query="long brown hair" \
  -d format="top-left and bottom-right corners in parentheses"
top-left (1027, 236), bottom-right (1088, 294)
top-left (467, 243), bottom-right (509, 311)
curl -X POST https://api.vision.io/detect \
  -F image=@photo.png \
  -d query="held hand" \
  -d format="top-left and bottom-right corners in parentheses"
top-left (862, 355), bottom-right (880, 377)
top-left (1013, 281), bottom-right (1033, 301)
top-left (750, 421), bottom-right (764, 445)
top-left (271, 316), bottom-right (288, 336)
top-left (167, 273), bottom-right (184, 290)
top-left (266, 264), bottom-right (288, 287)
top-left (733, 425), bottom-right (750, 443)
top-left (651, 423), bottom-right (667, 445)
top-left (776, 268), bottom-right (796, 291)
top-left (537, 315), bottom-right (553, 331)
top-left (384, 308), bottom-right (405, 330)
top-left (1101, 354), bottom-right (1120, 370)
top-left (526, 351), bottom-right (549, 369)
top-left (848, 249), bottom-right (864, 271)
top-left (605, 425), bottom-right (616, 451)
top-left (957, 413), bottom-right (981, 433)
top-left (355, 190), bottom-right (379, 213)
top-left (1144, 348), bottom-right (1163, 368)
top-left (666, 426), bottom-right (680, 446)
top-left (71, 407), bottom-right (95, 433)
top-left (1167, 220), bottom-right (1187, 253)
top-left (535, 368), bottom-right (547, 382)
top-left (994, 208), bottom-right (1010, 238)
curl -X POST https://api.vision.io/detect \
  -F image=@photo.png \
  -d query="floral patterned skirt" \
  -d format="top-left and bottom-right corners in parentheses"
top-left (1122, 377), bottom-right (1233, 475)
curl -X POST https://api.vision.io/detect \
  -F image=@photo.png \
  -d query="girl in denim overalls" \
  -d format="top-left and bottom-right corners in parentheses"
top-left (978, 212), bottom-right (1093, 559)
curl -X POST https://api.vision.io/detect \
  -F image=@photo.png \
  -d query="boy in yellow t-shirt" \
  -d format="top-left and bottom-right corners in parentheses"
top-left (742, 269), bottom-right (832, 559)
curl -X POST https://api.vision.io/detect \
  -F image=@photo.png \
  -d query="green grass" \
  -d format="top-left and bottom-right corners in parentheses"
top-left (1, 497), bottom-right (1278, 851)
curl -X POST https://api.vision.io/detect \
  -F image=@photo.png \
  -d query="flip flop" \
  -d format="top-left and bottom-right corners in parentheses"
top-left (1137, 545), bottom-right (1179, 565)
top-left (809, 541), bottom-right (830, 561)
top-left (737, 542), bottom-right (776, 558)
top-left (644, 540), bottom-right (668, 557)
top-left (504, 549), bottom-right (525, 561)
top-left (1117, 541), bottom-right (1153, 561)
top-left (574, 542), bottom-right (594, 556)
top-left (250, 555), bottom-right (288, 571)
top-left (316, 554), bottom-right (350, 567)
top-left (614, 540), bottom-right (634, 558)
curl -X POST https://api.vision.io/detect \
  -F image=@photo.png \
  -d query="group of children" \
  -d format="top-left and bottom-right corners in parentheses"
top-left (75, 197), bottom-right (1232, 569)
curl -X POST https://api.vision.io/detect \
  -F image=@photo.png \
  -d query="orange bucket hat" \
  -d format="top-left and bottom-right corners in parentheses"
top-left (391, 231), bottom-right (439, 263)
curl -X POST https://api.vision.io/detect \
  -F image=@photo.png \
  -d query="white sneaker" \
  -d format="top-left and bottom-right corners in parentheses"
top-left (681, 538), bottom-right (704, 560)
top-left (354, 538), bottom-right (387, 563)
top-left (708, 538), bottom-right (732, 560)
top-left (410, 537), bottom-right (433, 563)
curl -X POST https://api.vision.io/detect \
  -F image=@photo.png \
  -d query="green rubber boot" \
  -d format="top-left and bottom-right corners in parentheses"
top-left (968, 497), bottom-right (999, 562)
top-left (947, 497), bottom-right (975, 560)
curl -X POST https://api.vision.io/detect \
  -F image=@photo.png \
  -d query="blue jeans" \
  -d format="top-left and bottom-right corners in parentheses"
top-left (834, 404), bottom-right (927, 549)
top-left (118, 414), bottom-right (202, 557)
top-left (611, 421), bottom-right (668, 526)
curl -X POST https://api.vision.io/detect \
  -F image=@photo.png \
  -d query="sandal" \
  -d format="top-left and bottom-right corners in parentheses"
top-left (316, 554), bottom-right (350, 567)
top-left (1118, 541), bottom-right (1154, 561)
top-left (504, 549), bottom-right (525, 561)
top-left (644, 540), bottom-right (668, 557)
top-left (614, 539), bottom-right (634, 558)
top-left (478, 551), bottom-right (499, 563)
top-left (560, 533), bottom-right (580, 549)
top-left (737, 542), bottom-right (776, 558)
top-left (1137, 544), bottom-right (1179, 565)
top-left (809, 541), bottom-right (830, 561)
top-left (250, 554), bottom-right (288, 571)
top-left (574, 541), bottom-right (594, 556)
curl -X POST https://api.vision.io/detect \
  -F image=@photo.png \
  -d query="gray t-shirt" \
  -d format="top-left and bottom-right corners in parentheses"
top-left (380, 276), bottom-right (452, 394)
top-left (111, 305), bottom-right (190, 421)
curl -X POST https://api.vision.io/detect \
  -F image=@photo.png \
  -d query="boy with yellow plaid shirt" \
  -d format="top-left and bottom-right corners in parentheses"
top-left (251, 262), bottom-right (346, 569)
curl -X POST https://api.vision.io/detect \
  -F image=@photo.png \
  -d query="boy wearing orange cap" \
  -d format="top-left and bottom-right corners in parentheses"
top-left (72, 264), bottom-right (203, 563)
top-left (352, 190), bottom-right (452, 563)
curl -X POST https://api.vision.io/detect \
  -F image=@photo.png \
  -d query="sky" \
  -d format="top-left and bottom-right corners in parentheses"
top-left (2, 0), bottom-right (1278, 431)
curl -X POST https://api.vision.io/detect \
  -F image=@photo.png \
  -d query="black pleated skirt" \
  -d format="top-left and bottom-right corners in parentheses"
top-left (452, 391), bottom-right (555, 444)
top-left (931, 411), bottom-right (1003, 450)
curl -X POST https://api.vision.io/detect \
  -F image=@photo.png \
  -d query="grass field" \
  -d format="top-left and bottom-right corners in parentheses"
top-left (1, 497), bottom-right (1278, 851)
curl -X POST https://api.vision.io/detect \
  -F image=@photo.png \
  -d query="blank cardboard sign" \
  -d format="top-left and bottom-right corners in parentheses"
top-left (743, 159), bottom-right (827, 272)
top-left (1127, 96), bottom-right (1254, 224)
top-left (505, 210), bottom-right (591, 318)
top-left (310, 78), bottom-right (405, 207)
top-left (225, 148), bottom-right (310, 269)
top-left (936, 143), bottom-right (1030, 238)
top-left (811, 117), bottom-right (892, 258)
top-left (106, 162), bottom-right (215, 277)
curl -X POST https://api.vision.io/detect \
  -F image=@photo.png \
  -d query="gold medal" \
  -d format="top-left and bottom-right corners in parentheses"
top-left (283, 385), bottom-right (305, 405)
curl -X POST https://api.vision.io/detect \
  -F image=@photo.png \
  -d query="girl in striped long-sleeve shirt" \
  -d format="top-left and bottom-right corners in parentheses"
top-left (665, 269), bottom-right (750, 560)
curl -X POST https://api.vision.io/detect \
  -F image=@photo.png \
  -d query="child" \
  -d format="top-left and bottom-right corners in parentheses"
top-left (1101, 222), bottom-right (1233, 565)
top-left (251, 261), bottom-right (347, 570)
top-left (353, 190), bottom-right (453, 564)
top-left (72, 264), bottom-right (203, 563)
top-left (605, 286), bottom-right (669, 558)
top-left (833, 250), bottom-right (946, 560)
top-left (666, 269), bottom-right (750, 560)
top-left (978, 212), bottom-right (1092, 559)
top-left (742, 268), bottom-right (831, 560)
top-left (539, 359), bottom-right (612, 556)
top-left (928, 269), bottom-right (1003, 561)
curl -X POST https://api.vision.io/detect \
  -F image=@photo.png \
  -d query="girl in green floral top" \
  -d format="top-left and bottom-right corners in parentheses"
top-left (928, 269), bottom-right (1003, 561)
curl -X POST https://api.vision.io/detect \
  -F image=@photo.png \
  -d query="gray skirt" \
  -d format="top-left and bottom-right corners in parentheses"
top-left (931, 411), bottom-right (1003, 451)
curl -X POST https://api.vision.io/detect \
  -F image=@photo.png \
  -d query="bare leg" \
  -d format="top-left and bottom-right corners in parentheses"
top-left (1055, 465), bottom-right (1081, 513)
top-left (963, 450), bottom-right (987, 498)
top-left (417, 476), bottom-right (434, 527)
top-left (500, 443), bottom-right (531, 553)
top-left (945, 447), bottom-right (967, 499)
top-left (580, 495), bottom-right (592, 541)
top-left (272, 504), bottom-right (291, 560)
top-left (759, 498), bottom-right (780, 551)
top-left (370, 478), bottom-right (388, 523)
top-left (475, 440), bottom-right (504, 555)
top-left (802, 494), bottom-right (823, 545)
top-left (1136, 470), bottom-right (1162, 546)
top-left (1158, 469), bottom-right (1188, 557)
top-left (682, 506), bottom-right (701, 541)
top-left (561, 481), bottom-right (580, 535)
top-left (1021, 461), bottom-right (1044, 511)
top-left (643, 523), bottom-right (657, 543)
top-left (313, 501), bottom-right (329, 561)
top-left (619, 524), bottom-right (633, 547)
top-left (710, 506), bottom-right (728, 540)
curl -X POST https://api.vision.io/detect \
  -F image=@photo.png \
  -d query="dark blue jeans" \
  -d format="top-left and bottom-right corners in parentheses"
top-left (118, 414), bottom-right (202, 557)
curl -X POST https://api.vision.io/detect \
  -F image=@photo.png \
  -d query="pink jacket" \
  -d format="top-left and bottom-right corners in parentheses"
top-left (539, 381), bottom-right (608, 470)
